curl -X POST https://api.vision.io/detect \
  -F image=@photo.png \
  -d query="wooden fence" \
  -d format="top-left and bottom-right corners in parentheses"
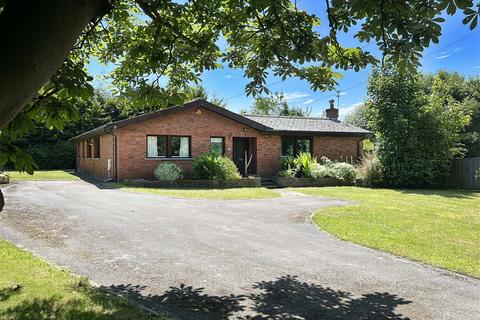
top-left (448, 157), bottom-right (480, 189)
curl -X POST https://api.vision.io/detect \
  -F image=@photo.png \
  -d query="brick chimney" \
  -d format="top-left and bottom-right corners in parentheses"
top-left (326, 99), bottom-right (339, 120)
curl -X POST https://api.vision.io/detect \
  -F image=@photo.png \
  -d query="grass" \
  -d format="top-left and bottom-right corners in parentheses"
top-left (290, 187), bottom-right (480, 278)
top-left (0, 240), bottom-right (159, 319)
top-left (110, 183), bottom-right (280, 200)
top-left (6, 170), bottom-right (78, 181)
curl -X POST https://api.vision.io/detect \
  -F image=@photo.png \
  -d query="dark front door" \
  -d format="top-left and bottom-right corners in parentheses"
top-left (233, 137), bottom-right (249, 176)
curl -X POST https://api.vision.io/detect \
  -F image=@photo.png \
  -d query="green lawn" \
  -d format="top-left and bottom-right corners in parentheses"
top-left (110, 183), bottom-right (280, 200)
top-left (0, 240), bottom-right (159, 319)
top-left (6, 170), bottom-right (78, 181)
top-left (290, 187), bottom-right (480, 278)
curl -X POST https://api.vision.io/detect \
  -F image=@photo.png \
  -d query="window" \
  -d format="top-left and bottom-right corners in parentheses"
top-left (281, 136), bottom-right (312, 157)
top-left (171, 136), bottom-right (190, 157)
top-left (210, 137), bottom-right (225, 154)
top-left (147, 135), bottom-right (167, 157)
top-left (86, 139), bottom-right (92, 158)
top-left (93, 137), bottom-right (100, 158)
top-left (147, 135), bottom-right (190, 158)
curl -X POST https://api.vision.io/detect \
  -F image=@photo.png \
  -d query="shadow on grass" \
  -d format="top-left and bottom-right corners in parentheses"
top-left (396, 188), bottom-right (479, 199)
top-left (0, 275), bottom-right (412, 319)
top-left (0, 282), bottom-right (156, 320)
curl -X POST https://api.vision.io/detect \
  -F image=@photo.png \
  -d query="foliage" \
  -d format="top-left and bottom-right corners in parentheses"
top-left (476, 168), bottom-right (480, 185)
top-left (279, 154), bottom-right (357, 183)
top-left (343, 103), bottom-right (371, 130)
top-left (184, 85), bottom-right (227, 108)
top-left (362, 139), bottom-right (375, 154)
top-left (192, 151), bottom-right (241, 180)
top-left (2, 0), bottom-right (479, 173)
top-left (21, 141), bottom-right (75, 170)
top-left (423, 71), bottom-right (480, 157)
top-left (293, 152), bottom-right (318, 178)
top-left (294, 187), bottom-right (480, 277)
top-left (241, 92), bottom-right (311, 116)
top-left (329, 162), bottom-right (357, 183)
top-left (154, 162), bottom-right (183, 183)
top-left (367, 66), bottom-right (471, 187)
top-left (357, 156), bottom-right (384, 187)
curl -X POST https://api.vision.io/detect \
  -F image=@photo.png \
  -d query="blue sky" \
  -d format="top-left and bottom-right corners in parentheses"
top-left (89, 2), bottom-right (480, 119)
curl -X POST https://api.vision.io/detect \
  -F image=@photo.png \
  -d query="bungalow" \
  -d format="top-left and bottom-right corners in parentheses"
top-left (70, 98), bottom-right (370, 181)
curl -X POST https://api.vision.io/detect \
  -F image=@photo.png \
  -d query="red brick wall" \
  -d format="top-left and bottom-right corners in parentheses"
top-left (75, 108), bottom-right (364, 180)
top-left (115, 107), bottom-right (281, 180)
top-left (77, 134), bottom-right (113, 180)
top-left (313, 136), bottom-right (362, 163)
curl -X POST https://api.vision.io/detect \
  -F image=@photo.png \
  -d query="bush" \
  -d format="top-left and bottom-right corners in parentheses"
top-left (154, 162), bottom-right (183, 183)
top-left (25, 141), bottom-right (76, 169)
top-left (310, 164), bottom-right (331, 179)
top-left (330, 162), bottom-right (357, 183)
top-left (293, 152), bottom-right (317, 178)
top-left (278, 154), bottom-right (357, 183)
top-left (192, 151), bottom-right (241, 180)
top-left (358, 156), bottom-right (384, 187)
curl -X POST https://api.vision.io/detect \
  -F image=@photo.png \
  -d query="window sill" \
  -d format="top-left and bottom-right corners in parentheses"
top-left (145, 157), bottom-right (193, 161)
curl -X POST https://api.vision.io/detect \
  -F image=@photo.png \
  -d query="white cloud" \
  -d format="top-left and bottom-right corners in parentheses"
top-left (282, 92), bottom-right (310, 102)
top-left (302, 99), bottom-right (315, 105)
top-left (435, 54), bottom-right (450, 60)
top-left (222, 74), bottom-right (236, 79)
top-left (453, 47), bottom-right (464, 53)
top-left (339, 91), bottom-right (347, 96)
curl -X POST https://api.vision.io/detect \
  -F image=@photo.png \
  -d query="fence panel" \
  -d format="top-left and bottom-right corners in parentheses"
top-left (448, 157), bottom-right (480, 189)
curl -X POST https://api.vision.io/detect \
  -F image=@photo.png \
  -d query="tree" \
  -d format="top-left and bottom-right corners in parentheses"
top-left (367, 66), bottom-right (471, 187)
top-left (241, 93), bottom-right (311, 116)
top-left (344, 103), bottom-right (371, 130)
top-left (184, 86), bottom-right (227, 108)
top-left (423, 71), bottom-right (480, 157)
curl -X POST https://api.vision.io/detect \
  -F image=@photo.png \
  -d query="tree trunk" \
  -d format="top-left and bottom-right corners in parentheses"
top-left (0, 0), bottom-right (111, 129)
top-left (0, 189), bottom-right (4, 212)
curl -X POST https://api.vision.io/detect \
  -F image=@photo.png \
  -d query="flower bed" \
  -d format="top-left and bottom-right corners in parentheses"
top-left (122, 177), bottom-right (261, 189)
top-left (273, 176), bottom-right (354, 187)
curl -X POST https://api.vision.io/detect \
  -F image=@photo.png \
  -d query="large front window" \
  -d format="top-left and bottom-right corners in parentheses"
top-left (147, 135), bottom-right (190, 158)
top-left (171, 136), bottom-right (190, 157)
top-left (281, 136), bottom-right (312, 157)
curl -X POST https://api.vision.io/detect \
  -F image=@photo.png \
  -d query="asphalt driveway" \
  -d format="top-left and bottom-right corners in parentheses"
top-left (0, 181), bottom-right (478, 319)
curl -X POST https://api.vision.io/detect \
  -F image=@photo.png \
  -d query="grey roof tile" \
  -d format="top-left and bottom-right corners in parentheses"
top-left (243, 114), bottom-right (371, 134)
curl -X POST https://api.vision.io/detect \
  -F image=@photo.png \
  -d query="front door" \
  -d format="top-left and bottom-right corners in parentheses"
top-left (233, 137), bottom-right (249, 176)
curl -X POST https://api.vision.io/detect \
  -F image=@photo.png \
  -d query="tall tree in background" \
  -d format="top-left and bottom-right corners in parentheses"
top-left (344, 103), bottom-right (371, 130)
top-left (423, 71), bottom-right (480, 157)
top-left (241, 93), bottom-right (311, 116)
top-left (367, 67), bottom-right (472, 187)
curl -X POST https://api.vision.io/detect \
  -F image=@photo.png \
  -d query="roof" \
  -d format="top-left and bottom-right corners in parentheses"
top-left (243, 114), bottom-right (371, 135)
top-left (70, 98), bottom-right (370, 142)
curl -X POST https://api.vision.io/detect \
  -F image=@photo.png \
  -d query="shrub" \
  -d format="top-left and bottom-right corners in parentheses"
top-left (293, 152), bottom-right (317, 178)
top-left (358, 156), bottom-right (384, 187)
top-left (154, 162), bottom-right (183, 183)
top-left (192, 151), bottom-right (241, 180)
top-left (310, 164), bottom-right (331, 179)
top-left (280, 156), bottom-right (296, 171)
top-left (25, 141), bottom-right (76, 169)
top-left (330, 162), bottom-right (357, 183)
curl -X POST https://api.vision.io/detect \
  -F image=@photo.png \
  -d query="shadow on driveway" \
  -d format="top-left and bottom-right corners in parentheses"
top-left (104, 275), bottom-right (412, 320)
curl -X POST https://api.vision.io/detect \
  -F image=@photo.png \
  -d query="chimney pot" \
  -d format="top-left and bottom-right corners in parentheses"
top-left (326, 100), bottom-right (339, 120)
